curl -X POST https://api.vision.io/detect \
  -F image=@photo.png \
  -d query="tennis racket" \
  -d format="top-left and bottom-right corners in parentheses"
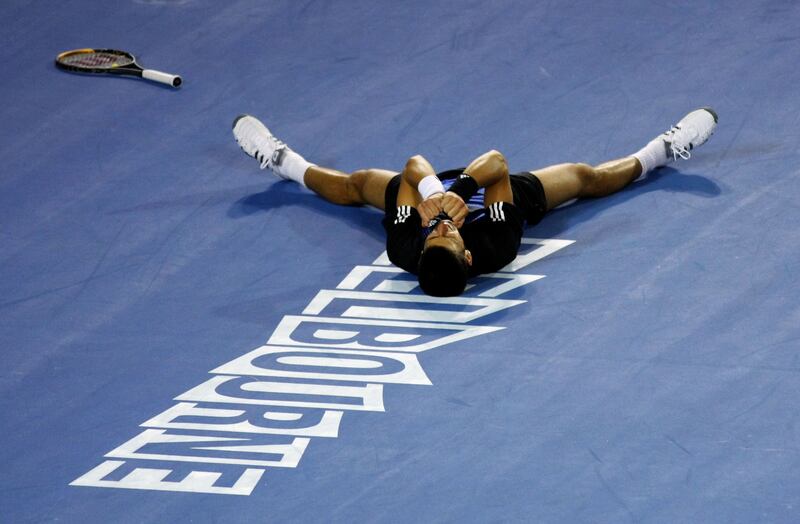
top-left (55, 48), bottom-right (182, 88)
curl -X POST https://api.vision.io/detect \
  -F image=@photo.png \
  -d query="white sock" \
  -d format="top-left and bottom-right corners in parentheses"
top-left (631, 138), bottom-right (670, 176)
top-left (274, 149), bottom-right (315, 186)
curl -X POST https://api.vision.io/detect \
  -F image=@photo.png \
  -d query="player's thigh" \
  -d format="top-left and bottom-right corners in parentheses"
top-left (532, 163), bottom-right (592, 210)
top-left (351, 169), bottom-right (398, 210)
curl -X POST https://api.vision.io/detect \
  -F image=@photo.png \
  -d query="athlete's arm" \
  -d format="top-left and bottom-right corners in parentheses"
top-left (399, 155), bottom-right (444, 225)
top-left (461, 149), bottom-right (513, 206)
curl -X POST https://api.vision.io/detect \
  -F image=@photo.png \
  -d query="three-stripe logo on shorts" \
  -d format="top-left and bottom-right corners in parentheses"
top-left (488, 202), bottom-right (506, 222)
top-left (394, 206), bottom-right (413, 224)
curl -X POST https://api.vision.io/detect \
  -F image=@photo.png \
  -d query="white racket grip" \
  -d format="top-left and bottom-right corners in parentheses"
top-left (142, 69), bottom-right (182, 87)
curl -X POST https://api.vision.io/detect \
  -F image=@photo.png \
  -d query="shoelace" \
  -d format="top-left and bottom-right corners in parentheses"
top-left (239, 130), bottom-right (285, 169)
top-left (664, 125), bottom-right (698, 160)
top-left (257, 150), bottom-right (270, 170)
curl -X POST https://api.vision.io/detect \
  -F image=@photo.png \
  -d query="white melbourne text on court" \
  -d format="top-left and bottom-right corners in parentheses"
top-left (71, 238), bottom-right (574, 495)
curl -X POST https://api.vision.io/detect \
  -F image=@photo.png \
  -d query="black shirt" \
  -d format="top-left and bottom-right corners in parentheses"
top-left (382, 200), bottom-right (524, 276)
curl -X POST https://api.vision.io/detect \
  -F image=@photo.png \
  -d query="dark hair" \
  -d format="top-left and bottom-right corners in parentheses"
top-left (417, 246), bottom-right (469, 297)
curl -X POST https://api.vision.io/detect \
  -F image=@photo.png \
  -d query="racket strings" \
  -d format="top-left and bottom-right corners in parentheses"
top-left (61, 52), bottom-right (134, 69)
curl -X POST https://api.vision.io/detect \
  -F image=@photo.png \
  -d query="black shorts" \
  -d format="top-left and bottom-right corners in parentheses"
top-left (509, 172), bottom-right (548, 226)
top-left (383, 171), bottom-right (548, 226)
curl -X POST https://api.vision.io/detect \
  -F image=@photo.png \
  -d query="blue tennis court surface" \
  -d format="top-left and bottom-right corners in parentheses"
top-left (3, 1), bottom-right (800, 522)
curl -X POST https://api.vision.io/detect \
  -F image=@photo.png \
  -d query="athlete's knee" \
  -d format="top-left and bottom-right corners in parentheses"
top-left (572, 163), bottom-right (601, 193)
top-left (345, 169), bottom-right (372, 203)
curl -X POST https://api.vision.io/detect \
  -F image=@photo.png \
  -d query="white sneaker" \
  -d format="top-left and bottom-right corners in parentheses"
top-left (660, 108), bottom-right (718, 160)
top-left (232, 114), bottom-right (290, 177)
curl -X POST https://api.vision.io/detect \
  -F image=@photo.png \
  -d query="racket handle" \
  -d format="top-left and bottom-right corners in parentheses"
top-left (142, 69), bottom-right (182, 88)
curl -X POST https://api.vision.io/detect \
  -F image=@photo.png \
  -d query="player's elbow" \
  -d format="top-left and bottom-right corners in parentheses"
top-left (486, 149), bottom-right (504, 160)
top-left (402, 155), bottom-right (432, 183)
top-left (485, 150), bottom-right (508, 173)
top-left (404, 155), bottom-right (429, 172)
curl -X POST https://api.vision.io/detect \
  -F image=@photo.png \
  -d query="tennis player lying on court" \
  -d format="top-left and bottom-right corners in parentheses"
top-left (232, 108), bottom-right (717, 296)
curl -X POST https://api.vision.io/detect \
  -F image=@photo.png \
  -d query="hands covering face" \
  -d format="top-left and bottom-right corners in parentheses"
top-left (417, 192), bottom-right (469, 228)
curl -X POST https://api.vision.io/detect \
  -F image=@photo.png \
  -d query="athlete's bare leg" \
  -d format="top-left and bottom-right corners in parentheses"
top-left (303, 166), bottom-right (397, 210)
top-left (533, 157), bottom-right (644, 210)
top-left (235, 109), bottom-right (717, 215)
top-left (534, 109), bottom-right (721, 210)
top-left (305, 157), bottom-right (643, 212)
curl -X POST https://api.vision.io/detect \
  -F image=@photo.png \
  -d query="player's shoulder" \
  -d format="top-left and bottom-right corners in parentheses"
top-left (392, 205), bottom-right (418, 224)
top-left (382, 205), bottom-right (422, 236)
top-left (485, 201), bottom-right (517, 222)
top-left (475, 200), bottom-right (523, 225)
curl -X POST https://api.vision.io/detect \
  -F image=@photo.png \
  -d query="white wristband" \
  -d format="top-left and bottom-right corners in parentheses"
top-left (418, 175), bottom-right (445, 199)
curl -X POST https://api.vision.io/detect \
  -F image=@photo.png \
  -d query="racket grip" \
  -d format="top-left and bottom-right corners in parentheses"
top-left (142, 69), bottom-right (182, 87)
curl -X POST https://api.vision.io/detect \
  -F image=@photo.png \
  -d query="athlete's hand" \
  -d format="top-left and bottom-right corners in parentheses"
top-left (442, 192), bottom-right (468, 228)
top-left (417, 194), bottom-right (444, 226)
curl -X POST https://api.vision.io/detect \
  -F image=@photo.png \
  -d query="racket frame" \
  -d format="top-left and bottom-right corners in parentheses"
top-left (55, 48), bottom-right (182, 88)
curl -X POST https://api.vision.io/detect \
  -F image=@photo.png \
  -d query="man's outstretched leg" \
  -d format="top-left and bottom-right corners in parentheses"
top-left (232, 114), bottom-right (395, 210)
top-left (534, 108), bottom-right (718, 209)
top-left (303, 167), bottom-right (396, 210)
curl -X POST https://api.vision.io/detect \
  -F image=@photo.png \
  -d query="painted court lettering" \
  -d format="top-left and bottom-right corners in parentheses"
top-left (71, 238), bottom-right (574, 495)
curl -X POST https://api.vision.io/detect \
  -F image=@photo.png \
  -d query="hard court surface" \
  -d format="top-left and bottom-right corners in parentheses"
top-left (2, 1), bottom-right (800, 522)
